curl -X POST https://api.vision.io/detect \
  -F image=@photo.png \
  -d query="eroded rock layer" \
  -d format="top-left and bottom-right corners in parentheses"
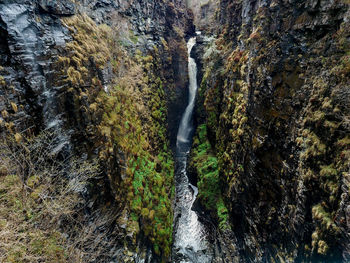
top-left (1, 0), bottom-right (350, 262)
top-left (191, 0), bottom-right (350, 262)
top-left (0, 0), bottom-right (194, 262)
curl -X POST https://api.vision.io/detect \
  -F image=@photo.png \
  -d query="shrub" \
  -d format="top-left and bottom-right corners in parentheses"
top-left (0, 130), bottom-right (102, 262)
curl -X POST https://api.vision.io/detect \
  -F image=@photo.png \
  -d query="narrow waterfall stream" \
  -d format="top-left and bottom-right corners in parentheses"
top-left (172, 34), bottom-right (213, 263)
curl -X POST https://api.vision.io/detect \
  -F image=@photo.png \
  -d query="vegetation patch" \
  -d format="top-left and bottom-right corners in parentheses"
top-left (56, 11), bottom-right (179, 259)
top-left (0, 131), bottom-right (101, 262)
top-left (190, 124), bottom-right (229, 229)
top-left (98, 52), bottom-right (174, 258)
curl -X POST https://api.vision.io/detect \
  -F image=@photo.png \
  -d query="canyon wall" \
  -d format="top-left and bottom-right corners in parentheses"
top-left (0, 0), bottom-right (193, 261)
top-left (1, 0), bottom-right (350, 262)
top-left (191, 0), bottom-right (350, 261)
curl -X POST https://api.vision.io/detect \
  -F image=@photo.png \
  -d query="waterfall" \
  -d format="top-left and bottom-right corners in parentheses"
top-left (172, 34), bottom-right (213, 263)
top-left (176, 37), bottom-right (198, 148)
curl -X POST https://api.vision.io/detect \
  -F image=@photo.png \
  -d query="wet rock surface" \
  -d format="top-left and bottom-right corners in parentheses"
top-left (2, 0), bottom-right (349, 261)
top-left (0, 0), bottom-right (193, 262)
top-left (193, 0), bottom-right (350, 261)
top-left (39, 0), bottom-right (75, 15)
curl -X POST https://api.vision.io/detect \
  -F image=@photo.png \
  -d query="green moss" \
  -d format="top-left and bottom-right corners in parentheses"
top-left (312, 203), bottom-right (339, 233)
top-left (311, 203), bottom-right (340, 256)
top-left (300, 131), bottom-right (326, 160)
top-left (129, 30), bottom-right (139, 44)
top-left (337, 136), bottom-right (350, 147)
top-left (98, 54), bottom-right (174, 259)
top-left (216, 198), bottom-right (229, 229)
top-left (319, 165), bottom-right (337, 178)
top-left (317, 240), bottom-right (329, 255)
top-left (190, 124), bottom-right (229, 229)
top-left (62, 14), bottom-right (112, 69)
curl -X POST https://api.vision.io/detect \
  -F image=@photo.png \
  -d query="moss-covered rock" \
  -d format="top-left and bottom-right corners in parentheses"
top-left (195, 0), bottom-right (350, 261)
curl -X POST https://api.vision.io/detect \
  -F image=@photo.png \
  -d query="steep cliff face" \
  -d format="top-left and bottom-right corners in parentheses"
top-left (192, 0), bottom-right (350, 261)
top-left (0, 0), bottom-right (193, 262)
top-left (2, 0), bottom-right (349, 262)
top-left (185, 0), bottom-right (216, 31)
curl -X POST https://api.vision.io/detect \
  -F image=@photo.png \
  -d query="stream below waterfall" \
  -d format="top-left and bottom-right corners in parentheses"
top-left (172, 34), bottom-right (214, 263)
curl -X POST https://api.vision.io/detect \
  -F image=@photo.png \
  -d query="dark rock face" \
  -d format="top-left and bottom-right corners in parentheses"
top-left (0, 0), bottom-right (194, 135)
top-left (195, 0), bottom-right (350, 262)
top-left (186, 0), bottom-right (216, 31)
top-left (0, 0), bottom-right (193, 262)
top-left (3, 0), bottom-right (349, 261)
top-left (39, 0), bottom-right (75, 15)
top-left (0, 1), bottom-right (72, 137)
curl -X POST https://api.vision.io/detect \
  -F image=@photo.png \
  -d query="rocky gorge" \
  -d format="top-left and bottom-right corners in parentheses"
top-left (0, 0), bottom-right (349, 262)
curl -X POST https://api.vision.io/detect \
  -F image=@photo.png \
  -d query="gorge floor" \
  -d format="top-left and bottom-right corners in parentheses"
top-left (172, 35), bottom-right (214, 263)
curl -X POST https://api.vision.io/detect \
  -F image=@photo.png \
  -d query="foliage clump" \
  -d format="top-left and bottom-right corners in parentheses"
top-left (57, 12), bottom-right (176, 259)
top-left (62, 14), bottom-right (112, 71)
top-left (98, 52), bottom-right (174, 258)
top-left (194, 0), bottom-right (350, 261)
top-left (296, 21), bottom-right (350, 258)
top-left (190, 124), bottom-right (229, 229)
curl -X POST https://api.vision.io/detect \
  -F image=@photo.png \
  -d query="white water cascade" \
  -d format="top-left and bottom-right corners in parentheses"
top-left (176, 37), bottom-right (198, 146)
top-left (172, 34), bottom-right (213, 263)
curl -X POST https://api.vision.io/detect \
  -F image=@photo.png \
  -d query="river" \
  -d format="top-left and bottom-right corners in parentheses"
top-left (172, 34), bottom-right (213, 263)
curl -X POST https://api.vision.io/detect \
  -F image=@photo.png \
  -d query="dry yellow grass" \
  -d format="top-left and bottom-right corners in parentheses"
top-left (0, 132), bottom-right (101, 263)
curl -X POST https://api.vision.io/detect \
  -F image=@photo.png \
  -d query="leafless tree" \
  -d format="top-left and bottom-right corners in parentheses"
top-left (0, 130), bottom-right (122, 262)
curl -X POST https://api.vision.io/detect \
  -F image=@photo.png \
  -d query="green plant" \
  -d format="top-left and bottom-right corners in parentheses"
top-left (98, 53), bottom-right (174, 259)
top-left (129, 30), bottom-right (139, 44)
top-left (190, 124), bottom-right (229, 229)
